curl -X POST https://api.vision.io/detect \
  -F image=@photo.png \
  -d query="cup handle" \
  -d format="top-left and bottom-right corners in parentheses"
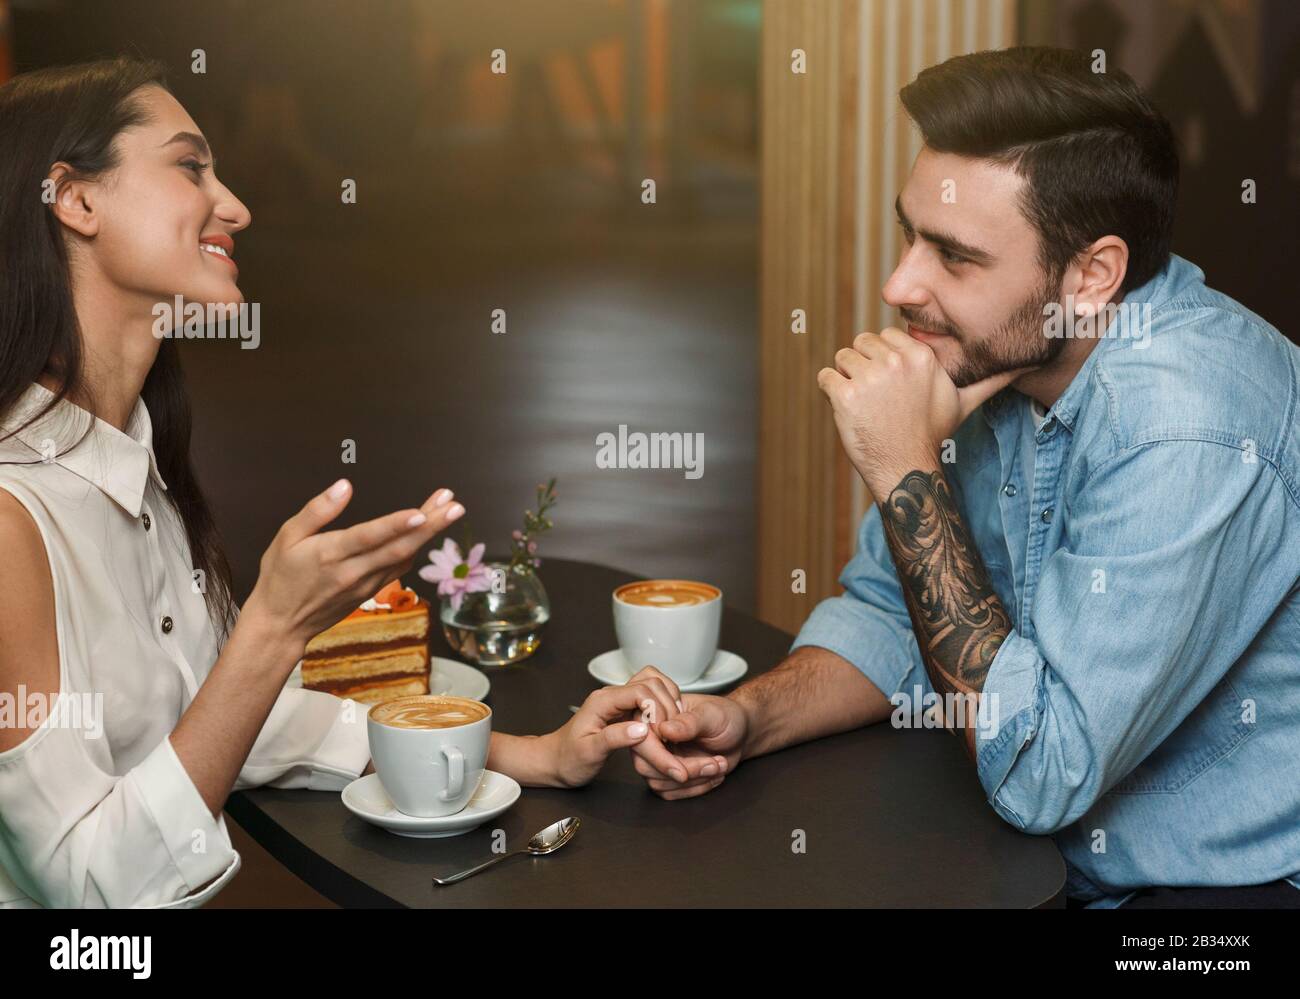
top-left (441, 745), bottom-right (464, 801)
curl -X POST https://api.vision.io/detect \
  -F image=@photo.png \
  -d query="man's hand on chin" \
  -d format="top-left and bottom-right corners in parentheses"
top-left (816, 326), bottom-right (1028, 496)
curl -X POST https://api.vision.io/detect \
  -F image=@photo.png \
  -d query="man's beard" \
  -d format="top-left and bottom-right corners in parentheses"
top-left (901, 271), bottom-right (1066, 388)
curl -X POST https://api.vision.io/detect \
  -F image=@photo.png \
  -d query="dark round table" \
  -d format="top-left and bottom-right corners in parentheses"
top-left (226, 558), bottom-right (1066, 907)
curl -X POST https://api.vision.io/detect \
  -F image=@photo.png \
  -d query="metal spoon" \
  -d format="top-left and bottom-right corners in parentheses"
top-left (431, 817), bottom-right (580, 886)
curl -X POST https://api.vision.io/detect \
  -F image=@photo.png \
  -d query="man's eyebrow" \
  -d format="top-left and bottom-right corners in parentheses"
top-left (161, 131), bottom-right (214, 166)
top-left (894, 194), bottom-right (994, 264)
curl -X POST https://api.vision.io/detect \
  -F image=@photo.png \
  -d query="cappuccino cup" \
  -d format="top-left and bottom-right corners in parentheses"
top-left (613, 579), bottom-right (722, 685)
top-left (366, 695), bottom-right (491, 817)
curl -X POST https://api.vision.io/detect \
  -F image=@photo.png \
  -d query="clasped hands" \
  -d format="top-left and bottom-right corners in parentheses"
top-left (552, 664), bottom-right (746, 800)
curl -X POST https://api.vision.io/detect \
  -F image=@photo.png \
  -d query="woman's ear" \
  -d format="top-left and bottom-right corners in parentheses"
top-left (47, 162), bottom-right (100, 238)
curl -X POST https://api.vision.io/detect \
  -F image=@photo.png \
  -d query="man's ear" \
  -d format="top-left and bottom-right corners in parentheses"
top-left (1071, 236), bottom-right (1128, 315)
top-left (47, 162), bottom-right (100, 238)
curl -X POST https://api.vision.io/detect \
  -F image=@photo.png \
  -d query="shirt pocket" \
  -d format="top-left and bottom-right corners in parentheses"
top-left (1109, 675), bottom-right (1254, 795)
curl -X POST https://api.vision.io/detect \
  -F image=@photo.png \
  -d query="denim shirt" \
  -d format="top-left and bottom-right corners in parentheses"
top-left (792, 254), bottom-right (1300, 907)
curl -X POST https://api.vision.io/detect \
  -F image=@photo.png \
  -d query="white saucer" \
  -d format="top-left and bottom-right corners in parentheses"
top-left (586, 649), bottom-right (748, 693)
top-left (288, 656), bottom-right (491, 702)
top-left (341, 770), bottom-right (521, 838)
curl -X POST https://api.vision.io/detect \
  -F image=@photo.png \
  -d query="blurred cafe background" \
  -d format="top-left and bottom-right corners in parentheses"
top-left (2, 0), bottom-right (1296, 904)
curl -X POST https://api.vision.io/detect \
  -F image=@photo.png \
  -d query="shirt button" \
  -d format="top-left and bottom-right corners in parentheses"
top-left (142, 512), bottom-right (151, 531)
top-left (161, 616), bottom-right (174, 634)
top-left (1003, 483), bottom-right (1017, 497)
top-left (1041, 507), bottom-right (1054, 524)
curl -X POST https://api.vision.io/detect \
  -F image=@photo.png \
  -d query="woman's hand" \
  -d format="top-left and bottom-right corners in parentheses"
top-left (242, 478), bottom-right (464, 659)
top-left (625, 666), bottom-right (736, 799)
top-left (543, 675), bottom-right (689, 788)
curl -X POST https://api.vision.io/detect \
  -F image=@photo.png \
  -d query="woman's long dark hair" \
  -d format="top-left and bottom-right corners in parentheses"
top-left (0, 58), bottom-right (236, 642)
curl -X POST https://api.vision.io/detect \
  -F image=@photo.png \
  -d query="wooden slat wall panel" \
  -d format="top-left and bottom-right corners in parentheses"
top-left (757, 0), bottom-right (857, 632)
top-left (758, 0), bottom-right (1017, 633)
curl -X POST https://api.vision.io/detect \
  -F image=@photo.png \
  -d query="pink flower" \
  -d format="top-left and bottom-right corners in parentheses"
top-left (419, 538), bottom-right (493, 611)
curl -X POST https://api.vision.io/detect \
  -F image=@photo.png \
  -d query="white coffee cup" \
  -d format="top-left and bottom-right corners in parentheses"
top-left (366, 695), bottom-right (491, 817)
top-left (612, 579), bottom-right (722, 685)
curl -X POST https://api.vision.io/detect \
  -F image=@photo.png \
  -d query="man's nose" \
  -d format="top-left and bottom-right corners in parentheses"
top-left (882, 245), bottom-right (930, 312)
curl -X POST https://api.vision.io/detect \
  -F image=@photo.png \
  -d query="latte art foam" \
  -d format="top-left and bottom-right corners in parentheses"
top-left (615, 580), bottom-right (720, 608)
top-left (371, 696), bottom-right (489, 729)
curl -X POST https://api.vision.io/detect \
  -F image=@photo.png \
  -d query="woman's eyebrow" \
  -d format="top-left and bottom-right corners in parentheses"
top-left (160, 131), bottom-right (215, 167)
top-left (895, 193), bottom-right (994, 264)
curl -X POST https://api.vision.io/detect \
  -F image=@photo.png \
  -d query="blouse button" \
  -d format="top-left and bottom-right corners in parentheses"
top-left (161, 616), bottom-right (174, 634)
top-left (1003, 483), bottom-right (1017, 497)
top-left (142, 512), bottom-right (152, 531)
top-left (1041, 507), bottom-right (1054, 524)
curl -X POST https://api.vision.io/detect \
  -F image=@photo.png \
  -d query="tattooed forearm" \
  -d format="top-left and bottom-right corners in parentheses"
top-left (878, 469), bottom-right (1012, 697)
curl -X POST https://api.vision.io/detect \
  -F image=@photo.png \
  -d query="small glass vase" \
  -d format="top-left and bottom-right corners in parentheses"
top-left (439, 561), bottom-right (550, 666)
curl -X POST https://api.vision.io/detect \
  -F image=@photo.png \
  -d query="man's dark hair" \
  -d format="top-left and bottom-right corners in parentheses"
top-left (899, 46), bottom-right (1179, 294)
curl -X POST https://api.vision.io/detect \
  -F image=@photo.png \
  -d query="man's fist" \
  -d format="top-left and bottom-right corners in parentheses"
top-left (816, 327), bottom-right (1025, 496)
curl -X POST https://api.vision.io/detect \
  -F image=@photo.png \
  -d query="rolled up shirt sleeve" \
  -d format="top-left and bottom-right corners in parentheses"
top-left (234, 679), bottom-right (371, 793)
top-left (790, 503), bottom-right (930, 702)
top-left (975, 439), bottom-right (1298, 835)
top-left (0, 725), bottom-right (240, 908)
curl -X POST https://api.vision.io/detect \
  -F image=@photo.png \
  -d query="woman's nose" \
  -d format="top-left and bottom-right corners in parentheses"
top-left (214, 182), bottom-right (252, 232)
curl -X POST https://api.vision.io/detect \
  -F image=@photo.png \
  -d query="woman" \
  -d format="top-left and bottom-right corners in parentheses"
top-left (0, 58), bottom-right (696, 908)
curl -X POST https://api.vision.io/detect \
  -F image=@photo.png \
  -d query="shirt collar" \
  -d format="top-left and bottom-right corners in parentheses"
top-left (2, 380), bottom-right (168, 518)
top-left (983, 254), bottom-right (1192, 431)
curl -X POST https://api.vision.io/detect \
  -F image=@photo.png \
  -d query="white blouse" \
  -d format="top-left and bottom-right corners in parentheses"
top-left (0, 381), bottom-right (370, 908)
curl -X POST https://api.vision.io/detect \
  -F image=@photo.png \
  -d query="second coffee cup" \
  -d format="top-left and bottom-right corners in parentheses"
top-left (612, 579), bottom-right (722, 685)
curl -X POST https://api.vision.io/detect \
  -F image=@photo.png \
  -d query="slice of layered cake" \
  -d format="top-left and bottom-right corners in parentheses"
top-left (302, 580), bottom-right (430, 704)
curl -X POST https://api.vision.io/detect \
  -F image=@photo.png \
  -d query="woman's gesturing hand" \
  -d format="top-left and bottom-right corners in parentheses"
top-left (245, 478), bottom-right (464, 655)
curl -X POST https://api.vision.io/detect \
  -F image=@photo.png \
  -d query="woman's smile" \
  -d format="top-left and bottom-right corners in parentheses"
top-left (199, 234), bottom-right (237, 277)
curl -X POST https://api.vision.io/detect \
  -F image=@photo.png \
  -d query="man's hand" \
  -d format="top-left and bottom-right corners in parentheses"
top-left (816, 327), bottom-right (1025, 496)
top-left (626, 666), bottom-right (749, 800)
top-left (545, 675), bottom-right (687, 788)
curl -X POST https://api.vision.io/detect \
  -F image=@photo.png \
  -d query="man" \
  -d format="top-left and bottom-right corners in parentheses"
top-left (631, 47), bottom-right (1300, 908)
